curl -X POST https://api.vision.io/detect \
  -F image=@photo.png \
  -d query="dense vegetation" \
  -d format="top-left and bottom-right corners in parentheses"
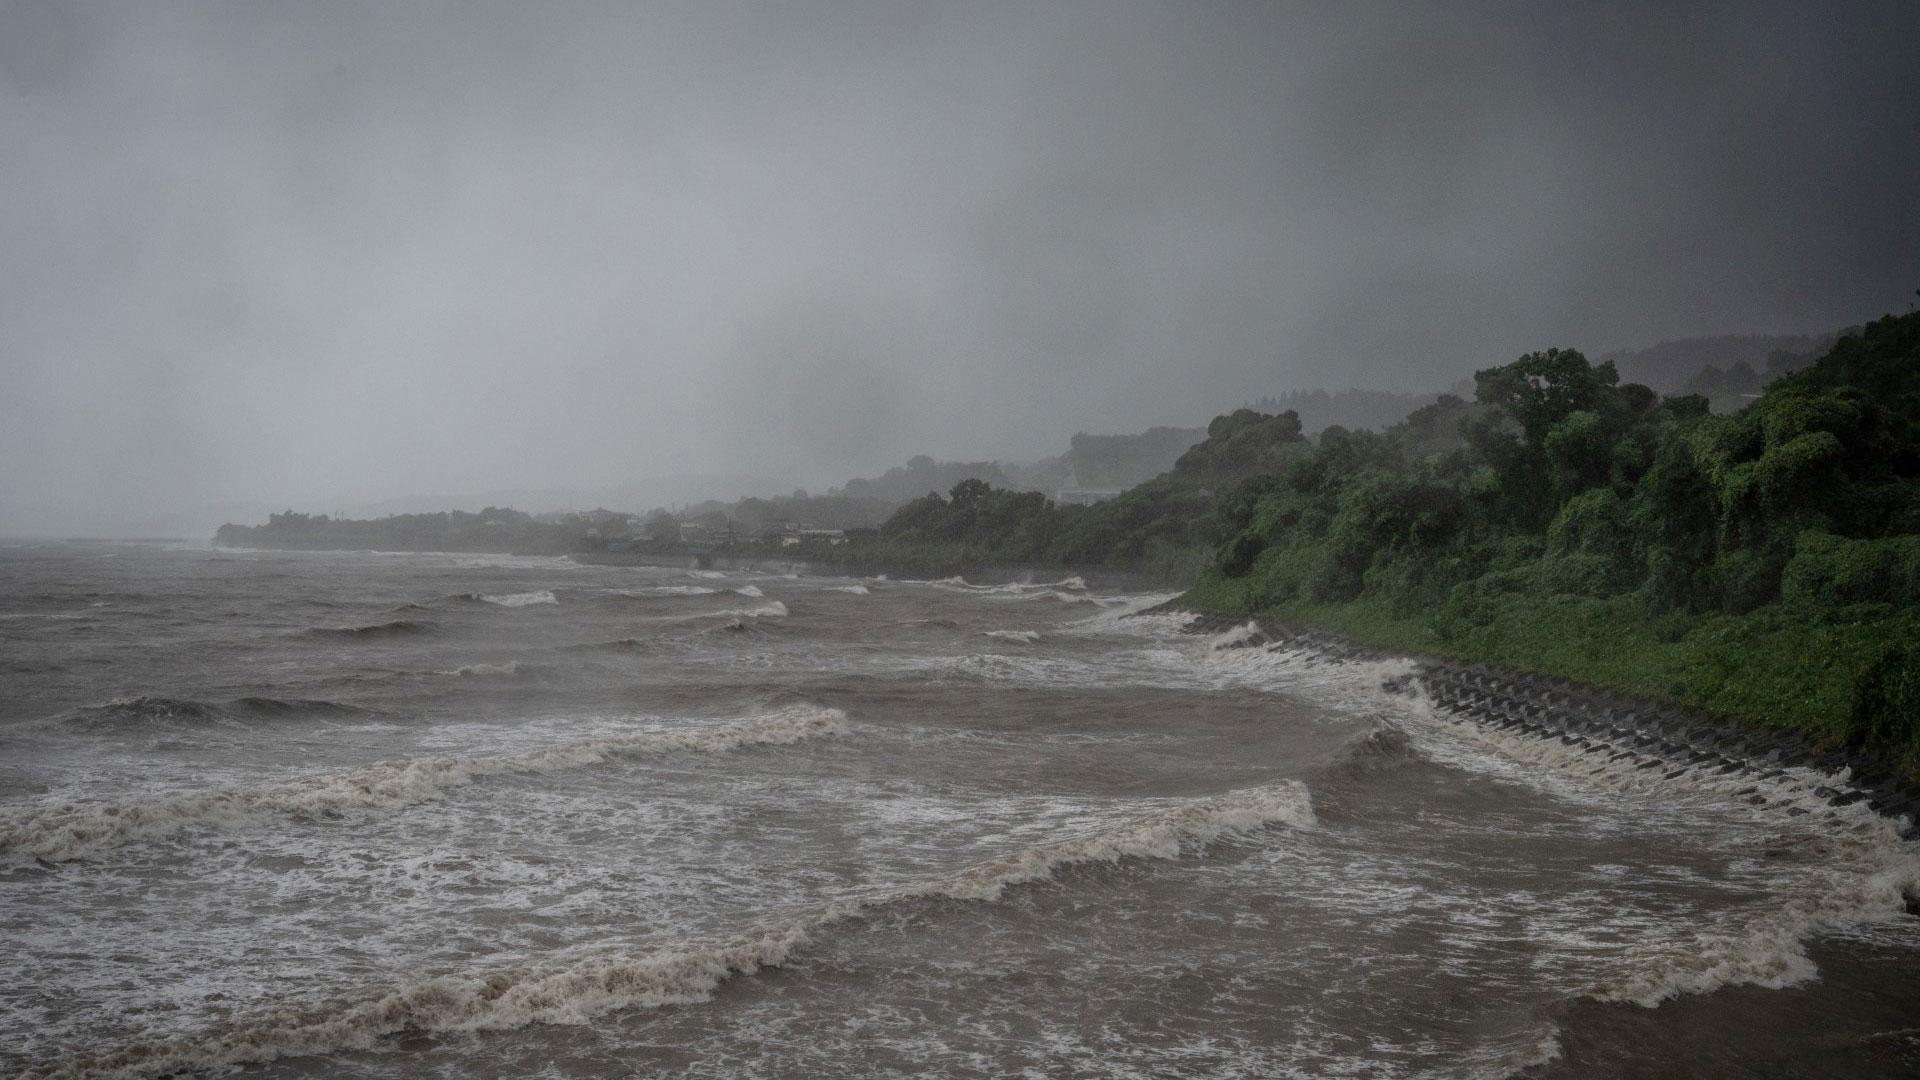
top-left (802, 406), bottom-right (1335, 579)
top-left (1181, 311), bottom-right (1920, 774)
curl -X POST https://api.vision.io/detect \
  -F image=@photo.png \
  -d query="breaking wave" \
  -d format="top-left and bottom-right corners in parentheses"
top-left (479, 590), bottom-right (558, 607)
top-left (561, 637), bottom-right (650, 653)
top-left (303, 619), bottom-right (437, 640)
top-left (1208, 621), bottom-right (1263, 649)
top-left (925, 575), bottom-right (1090, 597)
top-left (983, 629), bottom-right (1040, 644)
top-left (831, 584), bottom-right (870, 595)
top-left (1395, 686), bottom-right (1920, 1009)
top-left (733, 585), bottom-right (765, 597)
top-left (54, 696), bottom-right (370, 732)
top-left (1178, 628), bottom-right (1920, 1018)
top-left (703, 601), bottom-right (788, 619)
top-left (57, 695), bottom-right (219, 728)
top-left (17, 782), bottom-right (1311, 1079)
top-left (1, 706), bottom-right (848, 860)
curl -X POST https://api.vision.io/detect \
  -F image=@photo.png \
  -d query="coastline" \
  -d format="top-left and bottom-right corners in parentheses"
top-left (1169, 581), bottom-right (1920, 786)
top-left (1161, 609), bottom-right (1920, 1076)
top-left (1160, 608), bottom-right (1920, 832)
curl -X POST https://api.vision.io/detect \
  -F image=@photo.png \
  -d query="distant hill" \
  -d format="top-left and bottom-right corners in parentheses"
top-left (837, 456), bottom-right (1025, 503)
top-left (1248, 388), bottom-right (1445, 435)
top-left (1065, 427), bottom-right (1206, 489)
top-left (1597, 333), bottom-right (1833, 397)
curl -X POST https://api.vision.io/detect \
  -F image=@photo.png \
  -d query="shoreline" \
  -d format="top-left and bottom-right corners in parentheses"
top-left (1161, 608), bottom-right (1920, 839)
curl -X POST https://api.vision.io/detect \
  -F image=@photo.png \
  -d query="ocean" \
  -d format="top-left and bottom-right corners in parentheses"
top-left (2, 541), bottom-right (1917, 1078)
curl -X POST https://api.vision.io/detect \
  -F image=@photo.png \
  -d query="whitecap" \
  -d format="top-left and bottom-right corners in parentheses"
top-left (479, 590), bottom-right (558, 608)
top-left (1, 705), bottom-right (847, 859)
top-left (30, 782), bottom-right (1311, 1078)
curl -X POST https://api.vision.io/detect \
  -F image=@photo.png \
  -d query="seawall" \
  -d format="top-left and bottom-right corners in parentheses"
top-left (1167, 610), bottom-right (1920, 840)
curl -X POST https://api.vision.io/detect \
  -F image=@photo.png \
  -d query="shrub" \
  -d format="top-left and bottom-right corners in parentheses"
top-left (1781, 531), bottom-right (1920, 609)
top-left (1847, 645), bottom-right (1920, 769)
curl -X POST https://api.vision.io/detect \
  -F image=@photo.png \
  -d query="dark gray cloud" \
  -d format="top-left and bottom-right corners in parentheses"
top-left (3, 0), bottom-right (1915, 534)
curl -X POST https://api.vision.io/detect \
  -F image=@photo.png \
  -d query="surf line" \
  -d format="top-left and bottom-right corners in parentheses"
top-left (19, 782), bottom-right (1314, 1080)
top-left (2, 705), bottom-right (847, 860)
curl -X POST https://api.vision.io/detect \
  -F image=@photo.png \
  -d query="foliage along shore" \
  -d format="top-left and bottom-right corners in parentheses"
top-left (828, 308), bottom-right (1920, 778)
top-left (1190, 310), bottom-right (1919, 777)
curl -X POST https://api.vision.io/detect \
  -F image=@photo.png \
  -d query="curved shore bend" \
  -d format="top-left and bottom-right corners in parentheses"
top-left (1155, 606), bottom-right (1920, 845)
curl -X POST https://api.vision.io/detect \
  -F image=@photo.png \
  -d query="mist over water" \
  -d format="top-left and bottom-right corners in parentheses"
top-left (3, 543), bottom-right (1917, 1078)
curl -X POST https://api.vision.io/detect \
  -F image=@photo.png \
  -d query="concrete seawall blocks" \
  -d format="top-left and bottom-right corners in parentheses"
top-left (1159, 608), bottom-right (1920, 835)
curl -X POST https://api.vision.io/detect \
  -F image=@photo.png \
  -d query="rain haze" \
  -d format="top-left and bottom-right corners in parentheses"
top-left (2, 0), bottom-right (1916, 537)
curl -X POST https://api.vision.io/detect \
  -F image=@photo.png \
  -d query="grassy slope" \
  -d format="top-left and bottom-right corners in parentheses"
top-left (1183, 573), bottom-right (1916, 767)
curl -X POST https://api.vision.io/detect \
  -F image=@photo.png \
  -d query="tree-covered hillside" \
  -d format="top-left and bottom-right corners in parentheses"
top-left (1185, 310), bottom-right (1920, 772)
top-left (825, 308), bottom-right (1920, 774)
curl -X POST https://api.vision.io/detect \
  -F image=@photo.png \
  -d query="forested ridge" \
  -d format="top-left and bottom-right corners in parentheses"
top-left (845, 309), bottom-right (1920, 773)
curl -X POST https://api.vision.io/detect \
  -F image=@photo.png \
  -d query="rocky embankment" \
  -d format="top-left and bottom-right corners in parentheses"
top-left (1173, 611), bottom-right (1920, 841)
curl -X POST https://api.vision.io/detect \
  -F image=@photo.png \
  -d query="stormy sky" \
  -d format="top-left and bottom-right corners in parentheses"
top-left (2, 1), bottom-right (1915, 535)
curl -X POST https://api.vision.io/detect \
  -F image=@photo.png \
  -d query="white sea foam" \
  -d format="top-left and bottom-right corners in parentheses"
top-left (630, 585), bottom-right (720, 596)
top-left (19, 782), bottom-right (1311, 1080)
top-left (1053, 596), bottom-right (1186, 635)
top-left (1017, 589), bottom-right (1102, 604)
top-left (1390, 682), bottom-right (1920, 1009)
top-left (733, 585), bottom-right (765, 597)
top-left (1207, 621), bottom-right (1262, 649)
top-left (712, 601), bottom-right (787, 619)
top-left (922, 575), bottom-right (1094, 599)
top-left (479, 590), bottom-right (558, 607)
top-left (832, 585), bottom-right (870, 595)
top-left (0, 706), bottom-right (847, 860)
top-left (983, 630), bottom-right (1040, 643)
top-left (1174, 630), bottom-right (1920, 1017)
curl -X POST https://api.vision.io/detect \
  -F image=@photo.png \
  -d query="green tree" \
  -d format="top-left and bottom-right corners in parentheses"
top-left (1474, 348), bottom-right (1620, 446)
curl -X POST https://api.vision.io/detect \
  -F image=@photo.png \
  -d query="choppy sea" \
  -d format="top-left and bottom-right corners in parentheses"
top-left (2, 542), bottom-right (1916, 1078)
